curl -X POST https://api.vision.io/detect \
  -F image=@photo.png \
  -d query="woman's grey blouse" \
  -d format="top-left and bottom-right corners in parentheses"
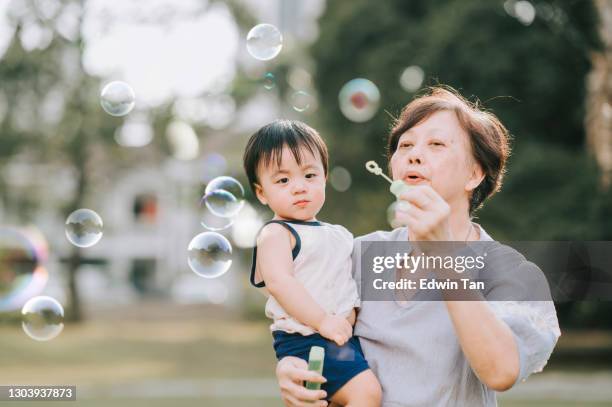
top-left (353, 225), bottom-right (561, 407)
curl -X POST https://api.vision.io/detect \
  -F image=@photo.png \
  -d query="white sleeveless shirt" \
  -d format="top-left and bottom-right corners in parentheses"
top-left (250, 220), bottom-right (360, 335)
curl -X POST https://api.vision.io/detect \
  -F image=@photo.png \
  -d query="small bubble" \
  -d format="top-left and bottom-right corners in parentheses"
top-left (100, 81), bottom-right (135, 117)
top-left (187, 232), bottom-right (232, 278)
top-left (291, 91), bottom-right (312, 112)
top-left (338, 78), bottom-right (380, 122)
top-left (263, 72), bottom-right (276, 90)
top-left (65, 209), bottom-right (103, 248)
top-left (246, 24), bottom-right (283, 61)
top-left (21, 296), bottom-right (64, 341)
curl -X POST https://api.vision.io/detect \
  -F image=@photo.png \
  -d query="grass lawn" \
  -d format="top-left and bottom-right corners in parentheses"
top-left (1, 302), bottom-right (611, 406)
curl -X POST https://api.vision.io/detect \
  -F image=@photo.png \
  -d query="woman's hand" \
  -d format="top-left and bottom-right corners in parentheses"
top-left (276, 356), bottom-right (328, 407)
top-left (395, 185), bottom-right (451, 242)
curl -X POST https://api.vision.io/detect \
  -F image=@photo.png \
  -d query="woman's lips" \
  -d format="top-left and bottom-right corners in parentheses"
top-left (403, 177), bottom-right (428, 185)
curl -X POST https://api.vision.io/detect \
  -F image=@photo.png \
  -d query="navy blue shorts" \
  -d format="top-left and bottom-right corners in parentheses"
top-left (272, 331), bottom-right (370, 399)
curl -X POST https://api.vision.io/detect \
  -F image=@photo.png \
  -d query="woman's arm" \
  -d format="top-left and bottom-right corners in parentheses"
top-left (444, 301), bottom-right (519, 391)
top-left (394, 185), bottom-right (520, 390)
top-left (258, 223), bottom-right (352, 344)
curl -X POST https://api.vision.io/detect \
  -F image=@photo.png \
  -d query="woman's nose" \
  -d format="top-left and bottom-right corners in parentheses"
top-left (406, 145), bottom-right (423, 164)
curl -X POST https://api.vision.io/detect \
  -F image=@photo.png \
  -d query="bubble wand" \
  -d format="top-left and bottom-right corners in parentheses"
top-left (365, 161), bottom-right (411, 197)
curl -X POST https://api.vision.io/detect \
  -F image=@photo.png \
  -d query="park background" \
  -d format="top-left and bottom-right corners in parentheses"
top-left (0, 0), bottom-right (611, 405)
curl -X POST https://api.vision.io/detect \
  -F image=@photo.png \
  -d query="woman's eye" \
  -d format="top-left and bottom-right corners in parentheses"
top-left (431, 142), bottom-right (445, 146)
top-left (399, 142), bottom-right (412, 148)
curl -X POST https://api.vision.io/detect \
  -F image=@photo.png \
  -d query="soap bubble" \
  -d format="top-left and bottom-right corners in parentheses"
top-left (202, 189), bottom-right (243, 219)
top-left (338, 78), bottom-right (380, 122)
top-left (65, 209), bottom-right (103, 248)
top-left (291, 91), bottom-right (312, 112)
top-left (329, 166), bottom-right (352, 192)
top-left (399, 66), bottom-right (425, 92)
top-left (263, 72), bottom-right (276, 90)
top-left (21, 296), bottom-right (64, 341)
top-left (201, 212), bottom-right (234, 231)
top-left (205, 176), bottom-right (245, 214)
top-left (0, 228), bottom-right (39, 307)
top-left (100, 81), bottom-right (135, 117)
top-left (246, 24), bottom-right (283, 61)
top-left (187, 232), bottom-right (232, 278)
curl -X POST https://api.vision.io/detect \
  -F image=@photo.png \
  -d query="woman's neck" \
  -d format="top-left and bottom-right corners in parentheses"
top-left (448, 202), bottom-right (478, 241)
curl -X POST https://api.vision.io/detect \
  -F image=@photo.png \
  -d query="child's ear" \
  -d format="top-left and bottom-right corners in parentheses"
top-left (254, 183), bottom-right (268, 205)
top-left (465, 163), bottom-right (485, 192)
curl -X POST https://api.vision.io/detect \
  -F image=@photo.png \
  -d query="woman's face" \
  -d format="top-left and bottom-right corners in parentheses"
top-left (390, 110), bottom-right (483, 209)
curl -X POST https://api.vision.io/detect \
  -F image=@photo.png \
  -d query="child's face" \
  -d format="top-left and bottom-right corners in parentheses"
top-left (255, 145), bottom-right (326, 221)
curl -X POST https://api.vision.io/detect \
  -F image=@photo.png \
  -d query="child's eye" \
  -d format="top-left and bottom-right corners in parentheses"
top-left (276, 177), bottom-right (289, 184)
top-left (305, 173), bottom-right (317, 179)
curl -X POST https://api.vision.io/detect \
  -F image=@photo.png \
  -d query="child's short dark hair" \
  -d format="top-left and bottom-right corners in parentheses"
top-left (243, 120), bottom-right (329, 193)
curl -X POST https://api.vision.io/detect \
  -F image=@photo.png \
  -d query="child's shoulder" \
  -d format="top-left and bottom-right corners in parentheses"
top-left (319, 222), bottom-right (354, 240)
top-left (257, 221), bottom-right (294, 244)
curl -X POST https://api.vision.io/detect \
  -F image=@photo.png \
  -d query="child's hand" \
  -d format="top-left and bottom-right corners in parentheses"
top-left (318, 314), bottom-right (353, 346)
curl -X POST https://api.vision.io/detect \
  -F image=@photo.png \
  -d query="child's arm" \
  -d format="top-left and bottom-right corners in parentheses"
top-left (347, 308), bottom-right (356, 326)
top-left (258, 223), bottom-right (352, 345)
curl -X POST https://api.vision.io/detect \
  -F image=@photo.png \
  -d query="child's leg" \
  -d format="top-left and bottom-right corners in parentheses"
top-left (330, 369), bottom-right (382, 407)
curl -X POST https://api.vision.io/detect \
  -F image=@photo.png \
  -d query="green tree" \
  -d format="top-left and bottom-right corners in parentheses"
top-left (310, 0), bottom-right (610, 328)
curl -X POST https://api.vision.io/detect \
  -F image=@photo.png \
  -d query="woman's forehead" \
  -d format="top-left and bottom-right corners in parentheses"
top-left (399, 110), bottom-right (467, 142)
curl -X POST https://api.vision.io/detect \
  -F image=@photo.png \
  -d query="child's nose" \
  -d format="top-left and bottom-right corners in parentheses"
top-left (291, 180), bottom-right (307, 194)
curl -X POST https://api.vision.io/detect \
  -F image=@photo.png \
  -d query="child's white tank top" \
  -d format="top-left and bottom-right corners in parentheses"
top-left (250, 220), bottom-right (360, 335)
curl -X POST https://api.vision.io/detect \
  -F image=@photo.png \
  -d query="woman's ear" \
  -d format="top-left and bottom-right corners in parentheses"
top-left (254, 183), bottom-right (268, 205)
top-left (465, 163), bottom-right (485, 192)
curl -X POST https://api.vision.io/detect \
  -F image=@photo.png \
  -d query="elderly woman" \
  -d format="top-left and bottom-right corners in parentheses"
top-left (275, 86), bottom-right (561, 406)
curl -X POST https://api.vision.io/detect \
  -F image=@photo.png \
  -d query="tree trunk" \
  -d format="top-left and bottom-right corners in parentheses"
top-left (65, 148), bottom-right (87, 322)
top-left (586, 0), bottom-right (612, 189)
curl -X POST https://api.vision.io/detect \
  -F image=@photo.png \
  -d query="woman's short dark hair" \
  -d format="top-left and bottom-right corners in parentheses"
top-left (243, 119), bottom-right (329, 193)
top-left (388, 86), bottom-right (511, 214)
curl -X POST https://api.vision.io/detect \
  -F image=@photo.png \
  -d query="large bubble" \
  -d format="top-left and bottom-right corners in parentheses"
top-left (203, 189), bottom-right (243, 219)
top-left (100, 81), bottom-right (135, 117)
top-left (0, 228), bottom-right (41, 311)
top-left (338, 78), bottom-right (380, 122)
top-left (21, 296), bottom-right (64, 341)
top-left (204, 176), bottom-right (245, 218)
top-left (65, 209), bottom-right (104, 248)
top-left (246, 24), bottom-right (283, 61)
top-left (187, 232), bottom-right (232, 278)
